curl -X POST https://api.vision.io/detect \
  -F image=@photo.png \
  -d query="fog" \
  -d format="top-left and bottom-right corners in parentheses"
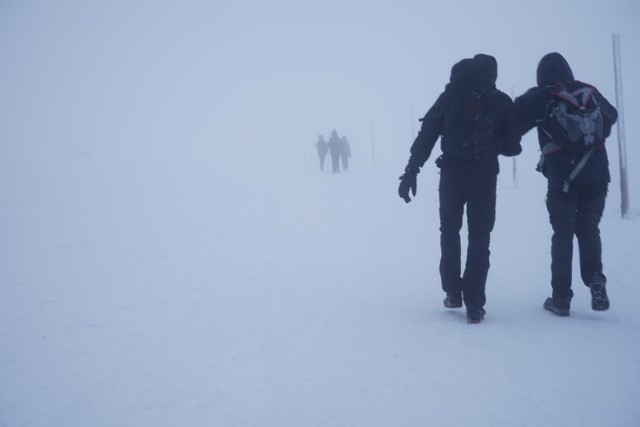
top-left (1, 0), bottom-right (639, 204)
top-left (2, 2), bottom-right (640, 425)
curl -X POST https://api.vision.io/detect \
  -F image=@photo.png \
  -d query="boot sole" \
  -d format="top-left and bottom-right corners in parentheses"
top-left (591, 298), bottom-right (610, 311)
top-left (466, 309), bottom-right (486, 324)
top-left (543, 298), bottom-right (570, 316)
top-left (444, 302), bottom-right (463, 308)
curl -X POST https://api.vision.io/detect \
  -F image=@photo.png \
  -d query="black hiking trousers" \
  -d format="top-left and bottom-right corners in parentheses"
top-left (438, 160), bottom-right (497, 308)
top-left (546, 182), bottom-right (608, 301)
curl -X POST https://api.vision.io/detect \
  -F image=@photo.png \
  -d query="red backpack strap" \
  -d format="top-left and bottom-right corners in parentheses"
top-left (551, 85), bottom-right (595, 109)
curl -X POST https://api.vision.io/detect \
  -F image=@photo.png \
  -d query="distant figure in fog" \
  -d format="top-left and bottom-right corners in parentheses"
top-left (315, 134), bottom-right (329, 171)
top-left (328, 130), bottom-right (343, 174)
top-left (340, 136), bottom-right (352, 172)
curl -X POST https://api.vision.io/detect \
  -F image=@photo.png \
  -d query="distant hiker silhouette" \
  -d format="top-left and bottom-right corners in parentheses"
top-left (315, 134), bottom-right (329, 171)
top-left (340, 136), bottom-right (351, 172)
top-left (328, 130), bottom-right (342, 174)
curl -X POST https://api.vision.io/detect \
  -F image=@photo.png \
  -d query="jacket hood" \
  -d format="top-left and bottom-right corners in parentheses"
top-left (449, 58), bottom-right (475, 86)
top-left (536, 52), bottom-right (574, 86)
top-left (448, 56), bottom-right (496, 91)
top-left (473, 54), bottom-right (498, 85)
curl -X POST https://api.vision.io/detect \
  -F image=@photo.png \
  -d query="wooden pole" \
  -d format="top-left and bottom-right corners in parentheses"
top-left (612, 33), bottom-right (631, 218)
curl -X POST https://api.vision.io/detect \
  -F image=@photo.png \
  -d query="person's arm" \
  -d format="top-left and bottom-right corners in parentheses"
top-left (398, 93), bottom-right (445, 203)
top-left (405, 92), bottom-right (446, 171)
top-left (513, 87), bottom-right (545, 138)
top-left (496, 93), bottom-right (522, 157)
top-left (595, 90), bottom-right (618, 139)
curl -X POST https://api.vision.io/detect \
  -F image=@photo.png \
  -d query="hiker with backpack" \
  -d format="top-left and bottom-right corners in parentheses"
top-left (513, 52), bottom-right (618, 317)
top-left (398, 54), bottom-right (521, 324)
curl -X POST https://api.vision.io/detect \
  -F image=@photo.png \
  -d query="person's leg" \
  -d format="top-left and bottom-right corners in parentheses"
top-left (439, 168), bottom-right (467, 297)
top-left (462, 170), bottom-right (497, 309)
top-left (575, 182), bottom-right (609, 310)
top-left (575, 183), bottom-right (607, 284)
top-left (331, 152), bottom-right (340, 173)
top-left (546, 189), bottom-right (579, 306)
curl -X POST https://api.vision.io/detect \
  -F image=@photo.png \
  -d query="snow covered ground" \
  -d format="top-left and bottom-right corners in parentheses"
top-left (1, 154), bottom-right (639, 426)
top-left (2, 2), bottom-right (639, 425)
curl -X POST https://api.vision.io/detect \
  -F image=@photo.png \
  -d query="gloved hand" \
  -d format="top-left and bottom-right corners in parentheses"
top-left (398, 166), bottom-right (419, 203)
top-left (535, 154), bottom-right (548, 177)
top-left (499, 141), bottom-right (523, 157)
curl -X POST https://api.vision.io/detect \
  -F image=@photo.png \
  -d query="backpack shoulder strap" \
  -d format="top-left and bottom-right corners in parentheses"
top-left (551, 84), bottom-right (596, 109)
top-left (552, 89), bottom-right (579, 107)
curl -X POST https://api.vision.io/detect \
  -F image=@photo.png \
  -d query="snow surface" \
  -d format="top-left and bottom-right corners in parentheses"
top-left (1, 156), bottom-right (639, 426)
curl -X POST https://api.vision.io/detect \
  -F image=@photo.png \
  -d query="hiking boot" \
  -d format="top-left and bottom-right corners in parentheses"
top-left (588, 274), bottom-right (609, 311)
top-left (543, 297), bottom-right (570, 317)
top-left (443, 292), bottom-right (463, 308)
top-left (466, 307), bottom-right (486, 324)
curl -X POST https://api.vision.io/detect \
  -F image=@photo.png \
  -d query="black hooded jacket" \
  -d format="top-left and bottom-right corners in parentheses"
top-left (513, 52), bottom-right (618, 190)
top-left (407, 54), bottom-right (521, 172)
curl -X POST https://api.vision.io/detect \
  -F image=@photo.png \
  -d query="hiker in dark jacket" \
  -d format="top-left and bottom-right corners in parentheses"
top-left (513, 52), bottom-right (618, 316)
top-left (398, 54), bottom-right (522, 323)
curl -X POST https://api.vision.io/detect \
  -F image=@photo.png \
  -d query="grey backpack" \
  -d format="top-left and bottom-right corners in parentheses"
top-left (541, 84), bottom-right (604, 154)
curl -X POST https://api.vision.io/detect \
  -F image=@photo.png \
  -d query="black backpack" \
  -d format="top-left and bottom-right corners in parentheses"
top-left (441, 87), bottom-right (499, 161)
top-left (541, 84), bottom-right (604, 154)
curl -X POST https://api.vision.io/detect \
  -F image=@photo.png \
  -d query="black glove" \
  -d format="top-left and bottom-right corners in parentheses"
top-left (398, 166), bottom-right (419, 203)
top-left (500, 141), bottom-right (523, 157)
